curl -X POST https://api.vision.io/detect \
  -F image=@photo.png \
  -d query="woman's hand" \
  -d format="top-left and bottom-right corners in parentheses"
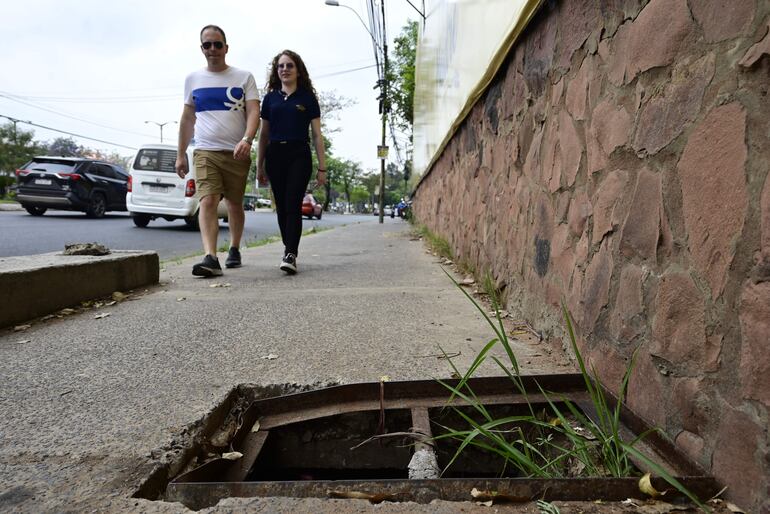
top-left (257, 165), bottom-right (269, 186)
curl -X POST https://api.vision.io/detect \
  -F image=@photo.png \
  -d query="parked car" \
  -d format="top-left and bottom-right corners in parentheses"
top-left (243, 194), bottom-right (271, 210)
top-left (302, 192), bottom-right (322, 219)
top-left (125, 144), bottom-right (227, 229)
top-left (15, 156), bottom-right (128, 218)
top-left (243, 193), bottom-right (257, 211)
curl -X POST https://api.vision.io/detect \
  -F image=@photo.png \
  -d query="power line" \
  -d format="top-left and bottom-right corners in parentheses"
top-left (315, 63), bottom-right (377, 79)
top-left (0, 114), bottom-right (137, 151)
top-left (0, 92), bottom-right (157, 139)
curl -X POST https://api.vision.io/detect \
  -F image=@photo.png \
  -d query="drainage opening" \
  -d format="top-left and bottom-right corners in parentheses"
top-left (136, 376), bottom-right (719, 510)
top-left (247, 409), bottom-right (414, 481)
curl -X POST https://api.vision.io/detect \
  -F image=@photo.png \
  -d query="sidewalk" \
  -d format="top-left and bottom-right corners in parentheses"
top-left (0, 221), bottom-right (572, 513)
top-left (0, 202), bottom-right (22, 211)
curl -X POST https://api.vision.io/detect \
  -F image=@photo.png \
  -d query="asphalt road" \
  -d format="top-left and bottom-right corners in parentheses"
top-left (0, 209), bottom-right (377, 260)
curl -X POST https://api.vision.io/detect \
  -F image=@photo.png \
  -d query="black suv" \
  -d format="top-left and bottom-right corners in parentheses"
top-left (16, 157), bottom-right (128, 218)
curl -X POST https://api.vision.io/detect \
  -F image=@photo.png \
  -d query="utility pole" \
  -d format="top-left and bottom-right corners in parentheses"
top-left (378, 0), bottom-right (388, 224)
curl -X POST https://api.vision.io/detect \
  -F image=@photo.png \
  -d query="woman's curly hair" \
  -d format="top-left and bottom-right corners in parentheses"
top-left (265, 50), bottom-right (317, 98)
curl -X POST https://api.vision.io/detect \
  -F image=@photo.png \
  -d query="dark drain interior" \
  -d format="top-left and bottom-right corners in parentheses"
top-left (135, 376), bottom-right (719, 510)
top-left (247, 410), bottom-right (413, 481)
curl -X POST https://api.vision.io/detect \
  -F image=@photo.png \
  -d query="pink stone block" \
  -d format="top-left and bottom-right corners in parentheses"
top-left (620, 168), bottom-right (662, 262)
top-left (626, 0), bottom-right (693, 82)
top-left (592, 170), bottom-right (629, 246)
top-left (691, 0), bottom-right (755, 43)
top-left (677, 102), bottom-right (748, 298)
top-left (610, 264), bottom-right (646, 342)
top-left (712, 406), bottom-right (763, 510)
top-left (651, 272), bottom-right (720, 372)
top-left (739, 280), bottom-right (770, 405)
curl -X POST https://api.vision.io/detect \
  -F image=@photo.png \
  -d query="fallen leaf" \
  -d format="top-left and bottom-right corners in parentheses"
top-left (726, 502), bottom-right (746, 513)
top-left (177, 297), bottom-right (186, 302)
top-left (221, 451), bottom-right (242, 461)
top-left (261, 354), bottom-right (278, 360)
top-left (60, 308), bottom-right (76, 316)
top-left (460, 277), bottom-right (476, 286)
top-left (94, 312), bottom-right (111, 320)
top-left (548, 418), bottom-right (561, 427)
top-left (13, 324), bottom-right (31, 332)
top-left (105, 301), bottom-right (117, 307)
top-left (251, 420), bottom-right (261, 433)
top-left (639, 473), bottom-right (661, 498)
top-left (112, 291), bottom-right (127, 301)
top-left (476, 500), bottom-right (493, 507)
top-left (40, 315), bottom-right (55, 321)
top-left (209, 283), bottom-right (232, 288)
top-left (622, 499), bottom-right (640, 507)
top-left (380, 375), bottom-right (391, 382)
top-left (13, 339), bottom-right (31, 345)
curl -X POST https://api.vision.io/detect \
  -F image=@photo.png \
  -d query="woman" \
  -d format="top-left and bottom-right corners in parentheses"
top-left (257, 50), bottom-right (326, 275)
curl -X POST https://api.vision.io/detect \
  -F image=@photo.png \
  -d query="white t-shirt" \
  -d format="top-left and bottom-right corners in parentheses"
top-left (183, 66), bottom-right (259, 151)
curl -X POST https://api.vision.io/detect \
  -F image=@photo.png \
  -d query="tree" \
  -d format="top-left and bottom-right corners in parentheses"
top-left (0, 122), bottom-right (42, 174)
top-left (388, 20), bottom-right (418, 136)
top-left (317, 91), bottom-right (356, 134)
top-left (46, 137), bottom-right (83, 157)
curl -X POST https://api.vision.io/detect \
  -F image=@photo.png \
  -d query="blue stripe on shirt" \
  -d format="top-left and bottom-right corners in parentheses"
top-left (193, 87), bottom-right (245, 112)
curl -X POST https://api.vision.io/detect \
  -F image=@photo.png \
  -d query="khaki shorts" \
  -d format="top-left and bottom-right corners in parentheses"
top-left (193, 150), bottom-right (250, 203)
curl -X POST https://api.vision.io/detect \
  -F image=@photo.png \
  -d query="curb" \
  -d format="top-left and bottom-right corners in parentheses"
top-left (0, 250), bottom-right (159, 328)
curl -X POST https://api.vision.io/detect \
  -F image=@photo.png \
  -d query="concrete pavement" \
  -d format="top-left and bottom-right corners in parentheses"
top-left (0, 220), bottom-right (573, 513)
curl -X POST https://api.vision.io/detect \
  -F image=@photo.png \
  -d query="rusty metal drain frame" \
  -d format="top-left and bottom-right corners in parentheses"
top-left (166, 374), bottom-right (719, 510)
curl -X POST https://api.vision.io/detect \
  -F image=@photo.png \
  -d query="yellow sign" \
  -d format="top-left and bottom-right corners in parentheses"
top-left (377, 145), bottom-right (389, 159)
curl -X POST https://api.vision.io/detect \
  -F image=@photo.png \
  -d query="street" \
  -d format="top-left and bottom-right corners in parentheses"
top-left (0, 209), bottom-right (376, 260)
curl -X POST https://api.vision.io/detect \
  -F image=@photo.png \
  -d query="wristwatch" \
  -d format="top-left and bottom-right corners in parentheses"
top-left (242, 136), bottom-right (253, 144)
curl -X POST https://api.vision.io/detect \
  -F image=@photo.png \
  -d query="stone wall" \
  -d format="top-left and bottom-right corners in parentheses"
top-left (412, 0), bottom-right (770, 510)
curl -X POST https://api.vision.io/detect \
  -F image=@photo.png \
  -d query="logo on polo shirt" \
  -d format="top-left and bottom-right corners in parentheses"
top-left (295, 104), bottom-right (306, 112)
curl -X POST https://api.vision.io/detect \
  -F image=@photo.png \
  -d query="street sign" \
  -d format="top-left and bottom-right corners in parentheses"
top-left (377, 145), bottom-right (389, 159)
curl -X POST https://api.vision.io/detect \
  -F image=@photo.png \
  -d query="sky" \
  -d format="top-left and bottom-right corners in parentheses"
top-left (0, 0), bottom-right (418, 172)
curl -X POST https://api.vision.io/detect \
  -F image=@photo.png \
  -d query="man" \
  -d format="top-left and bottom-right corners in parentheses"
top-left (175, 25), bottom-right (260, 277)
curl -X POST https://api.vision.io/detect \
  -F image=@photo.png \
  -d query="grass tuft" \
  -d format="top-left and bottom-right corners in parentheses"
top-left (434, 268), bottom-right (709, 511)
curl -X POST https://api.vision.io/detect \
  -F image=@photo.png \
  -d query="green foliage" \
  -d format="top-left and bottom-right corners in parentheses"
top-left (434, 272), bottom-right (708, 510)
top-left (481, 271), bottom-right (503, 310)
top-left (387, 20), bottom-right (418, 134)
top-left (0, 122), bottom-right (44, 174)
top-left (46, 136), bottom-right (83, 157)
top-left (415, 225), bottom-right (453, 261)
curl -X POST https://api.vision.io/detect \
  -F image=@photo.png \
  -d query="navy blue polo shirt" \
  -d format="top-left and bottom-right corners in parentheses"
top-left (261, 88), bottom-right (321, 142)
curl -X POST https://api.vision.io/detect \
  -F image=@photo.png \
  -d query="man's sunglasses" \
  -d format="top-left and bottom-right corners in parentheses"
top-left (201, 41), bottom-right (224, 50)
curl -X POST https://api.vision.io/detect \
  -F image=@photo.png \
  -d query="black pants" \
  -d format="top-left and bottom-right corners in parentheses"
top-left (265, 141), bottom-right (312, 256)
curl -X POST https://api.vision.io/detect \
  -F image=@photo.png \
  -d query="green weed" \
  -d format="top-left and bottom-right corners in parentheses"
top-left (435, 267), bottom-right (708, 510)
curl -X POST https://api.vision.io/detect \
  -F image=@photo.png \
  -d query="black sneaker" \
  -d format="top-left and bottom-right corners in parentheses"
top-left (280, 253), bottom-right (297, 274)
top-left (225, 247), bottom-right (241, 268)
top-left (192, 254), bottom-right (223, 277)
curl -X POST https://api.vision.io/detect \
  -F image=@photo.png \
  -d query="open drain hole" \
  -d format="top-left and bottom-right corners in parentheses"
top-left (135, 376), bottom-right (720, 510)
top-left (248, 409), bottom-right (413, 481)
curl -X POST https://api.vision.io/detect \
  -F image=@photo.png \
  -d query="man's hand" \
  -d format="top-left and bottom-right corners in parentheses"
top-left (233, 140), bottom-right (251, 161)
top-left (175, 155), bottom-right (188, 179)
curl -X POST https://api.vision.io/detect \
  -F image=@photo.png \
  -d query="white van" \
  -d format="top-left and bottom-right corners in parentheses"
top-left (126, 144), bottom-right (228, 229)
